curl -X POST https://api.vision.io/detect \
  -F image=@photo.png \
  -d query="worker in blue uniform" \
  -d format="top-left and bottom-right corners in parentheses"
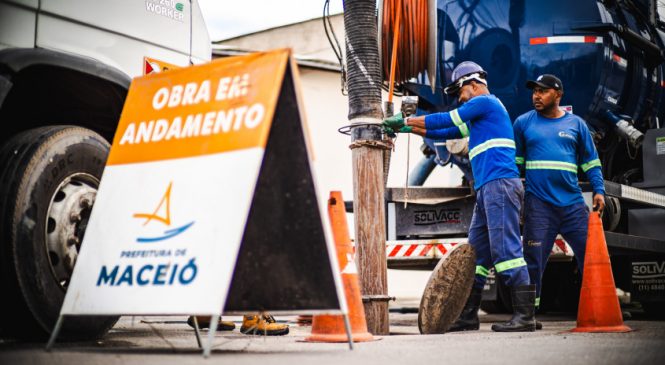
top-left (384, 61), bottom-right (535, 332)
top-left (513, 74), bottom-right (605, 325)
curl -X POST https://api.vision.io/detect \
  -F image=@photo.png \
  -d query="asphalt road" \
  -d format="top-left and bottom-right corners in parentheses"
top-left (2, 309), bottom-right (664, 365)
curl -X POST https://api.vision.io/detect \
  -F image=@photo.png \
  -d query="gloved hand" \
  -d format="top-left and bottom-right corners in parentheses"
top-left (397, 125), bottom-right (412, 133)
top-left (382, 125), bottom-right (397, 138)
top-left (382, 112), bottom-right (405, 130)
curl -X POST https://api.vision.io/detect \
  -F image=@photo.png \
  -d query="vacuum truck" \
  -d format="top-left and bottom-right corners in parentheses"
top-left (383, 0), bottom-right (665, 317)
top-left (0, 0), bottom-right (211, 339)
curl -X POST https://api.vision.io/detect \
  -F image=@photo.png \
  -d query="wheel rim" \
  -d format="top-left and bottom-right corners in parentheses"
top-left (44, 173), bottom-right (99, 290)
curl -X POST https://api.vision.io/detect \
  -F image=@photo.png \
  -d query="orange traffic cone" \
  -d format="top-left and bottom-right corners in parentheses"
top-left (305, 191), bottom-right (375, 343)
top-left (571, 212), bottom-right (631, 333)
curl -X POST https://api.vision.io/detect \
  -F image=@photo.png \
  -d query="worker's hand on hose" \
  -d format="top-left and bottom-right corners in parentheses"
top-left (382, 125), bottom-right (397, 138)
top-left (593, 193), bottom-right (605, 214)
top-left (382, 112), bottom-right (405, 130)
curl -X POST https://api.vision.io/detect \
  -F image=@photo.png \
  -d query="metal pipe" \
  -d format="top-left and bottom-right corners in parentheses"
top-left (603, 110), bottom-right (644, 148)
top-left (408, 155), bottom-right (437, 186)
top-left (344, 0), bottom-right (384, 121)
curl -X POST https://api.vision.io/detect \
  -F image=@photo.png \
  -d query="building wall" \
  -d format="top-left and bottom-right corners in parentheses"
top-left (218, 14), bottom-right (345, 63)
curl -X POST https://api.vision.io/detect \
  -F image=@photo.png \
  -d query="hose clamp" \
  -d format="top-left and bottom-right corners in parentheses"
top-left (362, 294), bottom-right (396, 303)
top-left (349, 139), bottom-right (393, 150)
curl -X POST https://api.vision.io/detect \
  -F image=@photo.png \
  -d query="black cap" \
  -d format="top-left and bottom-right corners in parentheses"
top-left (526, 74), bottom-right (563, 91)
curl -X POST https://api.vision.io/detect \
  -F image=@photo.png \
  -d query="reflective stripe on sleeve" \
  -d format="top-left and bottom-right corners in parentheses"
top-left (581, 158), bottom-right (602, 172)
top-left (515, 156), bottom-right (525, 165)
top-left (535, 297), bottom-right (541, 307)
top-left (525, 160), bottom-right (577, 173)
top-left (468, 138), bottom-right (516, 160)
top-left (458, 123), bottom-right (470, 137)
top-left (495, 257), bottom-right (527, 273)
top-left (451, 109), bottom-right (464, 126)
top-left (475, 265), bottom-right (490, 277)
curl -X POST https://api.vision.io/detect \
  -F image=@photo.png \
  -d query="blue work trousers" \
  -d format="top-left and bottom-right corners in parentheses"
top-left (522, 193), bottom-right (589, 306)
top-left (469, 178), bottom-right (529, 290)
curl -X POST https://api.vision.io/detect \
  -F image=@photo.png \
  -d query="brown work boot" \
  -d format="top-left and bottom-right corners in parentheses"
top-left (187, 316), bottom-right (235, 331)
top-left (240, 314), bottom-right (289, 336)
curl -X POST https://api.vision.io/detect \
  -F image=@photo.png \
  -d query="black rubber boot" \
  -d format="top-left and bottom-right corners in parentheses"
top-left (491, 284), bottom-right (536, 332)
top-left (447, 287), bottom-right (483, 332)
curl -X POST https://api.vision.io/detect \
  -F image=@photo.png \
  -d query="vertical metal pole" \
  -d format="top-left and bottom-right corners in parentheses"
top-left (45, 315), bottom-right (64, 351)
top-left (192, 316), bottom-right (202, 349)
top-left (203, 314), bottom-right (219, 358)
top-left (342, 313), bottom-right (354, 350)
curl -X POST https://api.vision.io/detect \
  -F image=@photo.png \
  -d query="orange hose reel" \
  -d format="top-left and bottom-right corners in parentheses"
top-left (381, 0), bottom-right (430, 99)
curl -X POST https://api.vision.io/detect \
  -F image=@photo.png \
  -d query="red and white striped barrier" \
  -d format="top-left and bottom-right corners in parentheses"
top-left (386, 240), bottom-right (461, 259)
top-left (530, 35), bottom-right (603, 45)
top-left (385, 236), bottom-right (574, 261)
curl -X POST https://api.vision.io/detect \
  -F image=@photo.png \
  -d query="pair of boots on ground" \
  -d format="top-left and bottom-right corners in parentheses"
top-left (450, 284), bottom-right (541, 332)
top-left (187, 314), bottom-right (289, 336)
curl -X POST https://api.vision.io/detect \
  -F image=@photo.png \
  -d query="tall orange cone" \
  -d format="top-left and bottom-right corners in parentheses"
top-left (571, 212), bottom-right (631, 333)
top-left (305, 191), bottom-right (375, 342)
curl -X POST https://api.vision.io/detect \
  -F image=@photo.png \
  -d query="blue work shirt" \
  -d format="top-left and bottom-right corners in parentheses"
top-left (513, 110), bottom-right (605, 207)
top-left (424, 94), bottom-right (519, 190)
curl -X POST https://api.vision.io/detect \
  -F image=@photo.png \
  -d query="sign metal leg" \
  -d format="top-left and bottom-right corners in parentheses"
top-left (192, 316), bottom-right (202, 349)
top-left (342, 313), bottom-right (354, 350)
top-left (203, 314), bottom-right (219, 358)
top-left (45, 315), bottom-right (65, 351)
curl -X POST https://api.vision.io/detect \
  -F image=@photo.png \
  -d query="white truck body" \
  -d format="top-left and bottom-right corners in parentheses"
top-left (0, 0), bottom-right (211, 340)
top-left (0, 0), bottom-right (211, 75)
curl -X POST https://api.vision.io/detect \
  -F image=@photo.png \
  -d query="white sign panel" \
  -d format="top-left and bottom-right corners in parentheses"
top-left (62, 50), bottom-right (292, 315)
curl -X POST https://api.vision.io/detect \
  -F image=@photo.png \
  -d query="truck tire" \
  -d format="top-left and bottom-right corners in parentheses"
top-left (641, 302), bottom-right (665, 320)
top-left (539, 261), bottom-right (581, 314)
top-left (497, 278), bottom-right (513, 312)
top-left (479, 271), bottom-right (511, 314)
top-left (0, 126), bottom-right (118, 340)
top-left (479, 298), bottom-right (506, 314)
top-left (480, 278), bottom-right (512, 314)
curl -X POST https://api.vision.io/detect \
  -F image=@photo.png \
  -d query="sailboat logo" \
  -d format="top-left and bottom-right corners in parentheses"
top-left (133, 181), bottom-right (194, 243)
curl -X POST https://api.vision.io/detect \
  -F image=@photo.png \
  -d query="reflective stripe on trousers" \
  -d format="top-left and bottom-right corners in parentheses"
top-left (468, 178), bottom-right (529, 289)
